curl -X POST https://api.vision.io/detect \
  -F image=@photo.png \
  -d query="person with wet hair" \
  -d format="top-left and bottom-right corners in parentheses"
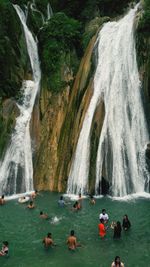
top-left (0, 241), bottom-right (9, 256)
top-left (43, 233), bottom-right (55, 248)
top-left (0, 195), bottom-right (5, 205)
top-left (40, 211), bottom-right (49, 219)
top-left (122, 214), bottom-right (131, 231)
top-left (113, 221), bottom-right (122, 239)
top-left (72, 201), bottom-right (81, 211)
top-left (111, 256), bottom-right (124, 267)
top-left (27, 201), bottom-right (35, 209)
top-left (67, 230), bottom-right (81, 251)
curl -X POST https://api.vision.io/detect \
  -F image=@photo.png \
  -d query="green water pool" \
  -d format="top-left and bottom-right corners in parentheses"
top-left (0, 192), bottom-right (150, 267)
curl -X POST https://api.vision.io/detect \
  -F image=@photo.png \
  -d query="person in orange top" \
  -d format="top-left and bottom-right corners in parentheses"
top-left (98, 218), bottom-right (107, 238)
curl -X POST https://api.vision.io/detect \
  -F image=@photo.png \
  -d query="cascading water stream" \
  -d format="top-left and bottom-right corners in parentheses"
top-left (0, 5), bottom-right (41, 195)
top-left (30, 1), bottom-right (53, 24)
top-left (47, 2), bottom-right (53, 20)
top-left (67, 4), bottom-right (150, 197)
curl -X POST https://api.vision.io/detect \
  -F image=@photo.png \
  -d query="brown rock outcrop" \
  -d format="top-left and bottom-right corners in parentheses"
top-left (34, 34), bottom-right (100, 192)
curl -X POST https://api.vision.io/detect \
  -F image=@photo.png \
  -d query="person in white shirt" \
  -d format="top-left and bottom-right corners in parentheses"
top-left (99, 209), bottom-right (109, 223)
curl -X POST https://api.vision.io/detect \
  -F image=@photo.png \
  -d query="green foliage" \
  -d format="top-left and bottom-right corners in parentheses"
top-left (35, 0), bottom-right (50, 15)
top-left (39, 12), bottom-right (81, 93)
top-left (0, 113), bottom-right (13, 157)
top-left (136, 0), bottom-right (150, 69)
top-left (50, 0), bottom-right (88, 20)
top-left (96, 0), bottom-right (135, 17)
top-left (138, 0), bottom-right (150, 32)
top-left (0, 0), bottom-right (24, 98)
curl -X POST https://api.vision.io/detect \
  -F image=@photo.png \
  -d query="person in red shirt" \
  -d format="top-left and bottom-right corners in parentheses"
top-left (98, 218), bottom-right (107, 238)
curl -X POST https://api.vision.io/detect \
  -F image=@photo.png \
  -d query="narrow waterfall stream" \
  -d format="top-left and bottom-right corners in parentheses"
top-left (0, 5), bottom-right (41, 195)
top-left (67, 4), bottom-right (150, 197)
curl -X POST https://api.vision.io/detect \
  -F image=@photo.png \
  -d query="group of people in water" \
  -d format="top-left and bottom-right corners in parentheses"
top-left (98, 209), bottom-right (131, 239)
top-left (0, 192), bottom-right (130, 266)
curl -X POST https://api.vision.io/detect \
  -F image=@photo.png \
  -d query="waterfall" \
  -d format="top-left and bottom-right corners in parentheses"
top-left (67, 4), bottom-right (150, 197)
top-left (30, 0), bottom-right (45, 24)
top-left (47, 2), bottom-right (53, 20)
top-left (30, 1), bottom-right (53, 24)
top-left (0, 5), bottom-right (41, 196)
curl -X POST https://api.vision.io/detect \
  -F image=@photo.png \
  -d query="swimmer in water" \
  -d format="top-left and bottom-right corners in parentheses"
top-left (122, 214), bottom-right (131, 231)
top-left (31, 190), bottom-right (38, 199)
top-left (43, 233), bottom-right (55, 248)
top-left (113, 221), bottom-right (122, 239)
top-left (0, 195), bottom-right (5, 205)
top-left (0, 241), bottom-right (9, 256)
top-left (40, 211), bottom-right (49, 219)
top-left (111, 256), bottom-right (124, 267)
top-left (67, 230), bottom-right (81, 251)
top-left (89, 195), bottom-right (96, 205)
top-left (27, 201), bottom-right (35, 209)
top-left (58, 196), bottom-right (65, 207)
top-left (72, 201), bottom-right (81, 211)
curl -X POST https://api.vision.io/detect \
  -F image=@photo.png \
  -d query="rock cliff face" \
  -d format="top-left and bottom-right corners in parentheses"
top-left (33, 5), bottom-right (150, 193)
top-left (34, 35), bottom-right (98, 191)
top-left (135, 2), bottom-right (150, 129)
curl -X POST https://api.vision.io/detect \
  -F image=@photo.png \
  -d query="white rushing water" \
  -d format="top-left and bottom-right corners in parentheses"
top-left (0, 5), bottom-right (41, 195)
top-left (30, 0), bottom-right (53, 24)
top-left (67, 4), bottom-right (150, 196)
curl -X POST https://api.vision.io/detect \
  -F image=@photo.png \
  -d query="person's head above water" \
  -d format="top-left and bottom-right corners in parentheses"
top-left (47, 233), bottom-right (52, 238)
top-left (123, 214), bottom-right (129, 220)
top-left (114, 256), bottom-right (121, 264)
top-left (102, 209), bottom-right (106, 214)
top-left (40, 211), bottom-right (43, 215)
top-left (70, 230), bottom-right (75, 236)
top-left (60, 196), bottom-right (63, 200)
top-left (3, 241), bottom-right (8, 246)
top-left (100, 218), bottom-right (104, 223)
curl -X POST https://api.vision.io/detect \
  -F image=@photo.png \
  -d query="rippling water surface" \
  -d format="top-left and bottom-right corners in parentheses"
top-left (0, 192), bottom-right (150, 267)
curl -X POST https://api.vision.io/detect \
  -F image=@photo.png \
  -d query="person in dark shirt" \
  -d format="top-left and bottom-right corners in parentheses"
top-left (113, 221), bottom-right (122, 239)
top-left (122, 214), bottom-right (131, 231)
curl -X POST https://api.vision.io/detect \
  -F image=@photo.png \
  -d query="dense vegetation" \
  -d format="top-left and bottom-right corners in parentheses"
top-left (0, 0), bottom-right (23, 98)
top-left (136, 0), bottom-right (150, 70)
top-left (1, 0), bottom-right (141, 97)
top-left (1, 0), bottom-right (149, 98)
top-left (38, 12), bottom-right (81, 92)
top-left (138, 0), bottom-right (150, 32)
